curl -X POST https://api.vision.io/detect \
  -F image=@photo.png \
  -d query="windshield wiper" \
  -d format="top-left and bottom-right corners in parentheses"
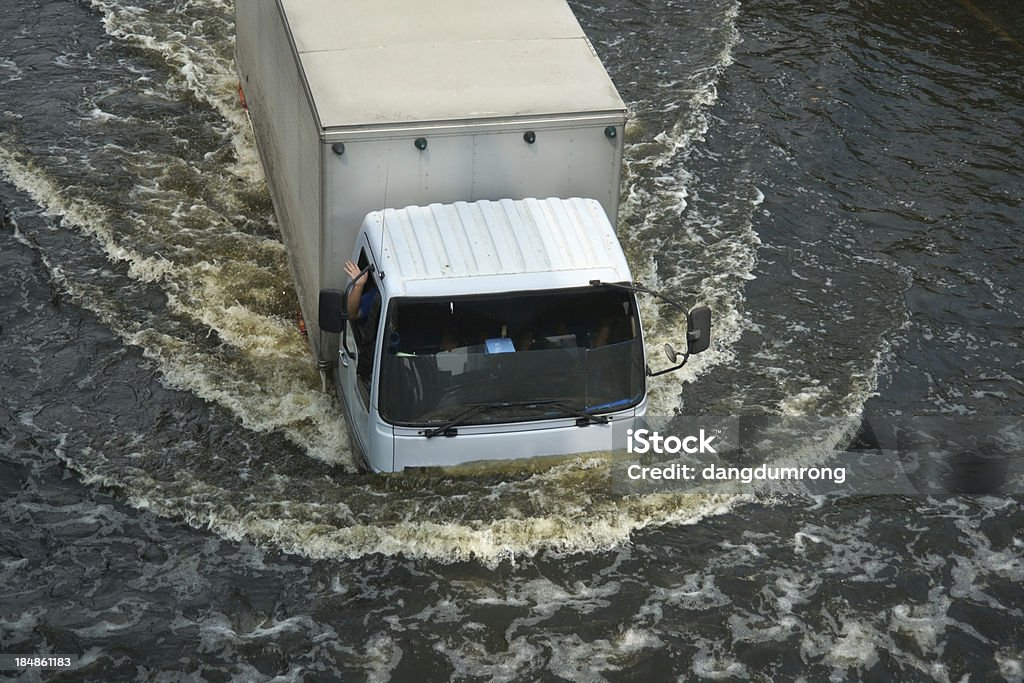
top-left (421, 400), bottom-right (561, 438)
top-left (542, 402), bottom-right (611, 426)
top-left (421, 399), bottom-right (612, 437)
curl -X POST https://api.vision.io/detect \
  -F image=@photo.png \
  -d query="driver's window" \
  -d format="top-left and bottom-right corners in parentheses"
top-left (350, 249), bottom-right (379, 406)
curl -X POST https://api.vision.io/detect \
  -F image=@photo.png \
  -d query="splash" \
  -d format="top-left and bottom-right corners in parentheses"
top-left (0, 143), bottom-right (351, 466)
top-left (615, 1), bottom-right (758, 414)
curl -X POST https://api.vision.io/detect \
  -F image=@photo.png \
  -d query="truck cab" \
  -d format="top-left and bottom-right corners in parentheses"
top-left (328, 197), bottom-right (647, 472)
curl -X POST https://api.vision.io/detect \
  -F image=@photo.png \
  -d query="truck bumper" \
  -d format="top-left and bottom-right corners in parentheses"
top-left (385, 403), bottom-right (643, 472)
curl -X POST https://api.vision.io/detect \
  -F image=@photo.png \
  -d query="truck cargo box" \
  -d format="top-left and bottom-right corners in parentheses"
top-left (235, 0), bottom-right (628, 361)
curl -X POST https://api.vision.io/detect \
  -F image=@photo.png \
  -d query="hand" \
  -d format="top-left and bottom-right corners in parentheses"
top-left (344, 260), bottom-right (366, 285)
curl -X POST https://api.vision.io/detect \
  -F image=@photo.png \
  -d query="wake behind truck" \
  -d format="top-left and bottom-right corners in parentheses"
top-left (234, 0), bottom-right (711, 472)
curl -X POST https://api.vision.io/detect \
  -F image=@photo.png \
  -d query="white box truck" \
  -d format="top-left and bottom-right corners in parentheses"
top-left (234, 0), bottom-right (711, 472)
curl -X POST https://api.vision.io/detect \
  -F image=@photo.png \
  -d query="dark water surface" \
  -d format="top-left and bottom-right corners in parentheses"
top-left (1, 0), bottom-right (1022, 680)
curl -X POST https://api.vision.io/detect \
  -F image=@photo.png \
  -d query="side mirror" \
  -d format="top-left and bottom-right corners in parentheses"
top-left (646, 308), bottom-right (711, 378)
top-left (318, 289), bottom-right (345, 333)
top-left (686, 306), bottom-right (712, 355)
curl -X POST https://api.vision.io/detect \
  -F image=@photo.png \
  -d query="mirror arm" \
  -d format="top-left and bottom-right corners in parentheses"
top-left (646, 351), bottom-right (691, 378)
top-left (590, 279), bottom-right (688, 316)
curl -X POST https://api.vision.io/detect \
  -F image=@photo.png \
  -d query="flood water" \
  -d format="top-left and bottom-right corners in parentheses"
top-left (1, 0), bottom-right (1022, 679)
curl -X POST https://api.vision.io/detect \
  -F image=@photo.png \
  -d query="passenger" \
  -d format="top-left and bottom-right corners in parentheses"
top-left (440, 328), bottom-right (459, 352)
top-left (517, 329), bottom-right (536, 352)
top-left (344, 259), bottom-right (381, 383)
top-left (344, 259), bottom-right (378, 321)
top-left (591, 318), bottom-right (613, 348)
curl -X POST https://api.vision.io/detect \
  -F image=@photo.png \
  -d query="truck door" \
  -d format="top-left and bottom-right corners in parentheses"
top-left (340, 244), bottom-right (380, 456)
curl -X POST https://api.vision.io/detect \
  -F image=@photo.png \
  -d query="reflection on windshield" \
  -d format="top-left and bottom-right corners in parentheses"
top-left (378, 287), bottom-right (645, 425)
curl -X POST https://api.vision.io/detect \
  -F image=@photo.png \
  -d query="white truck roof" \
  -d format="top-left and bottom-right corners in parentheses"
top-left (279, 0), bottom-right (626, 130)
top-left (367, 197), bottom-right (633, 298)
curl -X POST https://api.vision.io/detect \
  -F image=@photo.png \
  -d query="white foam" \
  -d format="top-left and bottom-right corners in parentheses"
top-left (691, 647), bottom-right (748, 680)
top-left (363, 633), bottom-right (404, 683)
top-left (996, 650), bottom-right (1023, 682)
top-left (436, 635), bottom-right (542, 683)
top-left (0, 145), bottom-right (179, 283)
top-left (645, 572), bottom-right (731, 614)
top-left (64, 438), bottom-right (752, 567)
top-left (88, 107), bottom-right (132, 123)
top-left (543, 629), bottom-right (665, 681)
top-left (825, 621), bottom-right (880, 669)
top-left (0, 57), bottom-right (24, 83)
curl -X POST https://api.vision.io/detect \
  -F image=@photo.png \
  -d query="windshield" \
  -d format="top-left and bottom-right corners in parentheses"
top-left (378, 287), bottom-right (645, 426)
